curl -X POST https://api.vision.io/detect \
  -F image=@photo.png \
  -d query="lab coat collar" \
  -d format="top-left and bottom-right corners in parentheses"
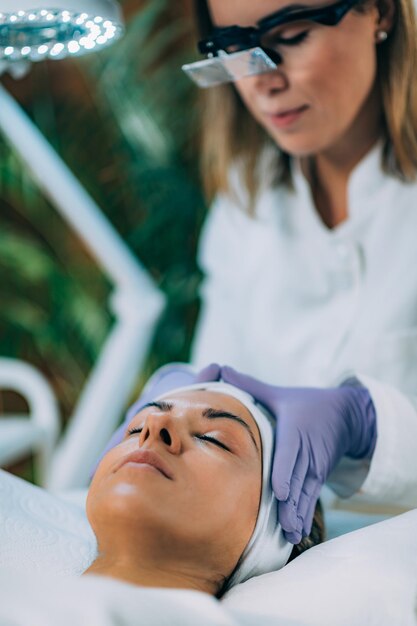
top-left (346, 139), bottom-right (386, 215)
top-left (292, 139), bottom-right (387, 236)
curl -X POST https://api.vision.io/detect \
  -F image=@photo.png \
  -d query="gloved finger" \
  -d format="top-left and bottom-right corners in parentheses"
top-left (140, 363), bottom-right (197, 400)
top-left (302, 484), bottom-right (322, 539)
top-left (288, 440), bottom-right (310, 503)
top-left (295, 477), bottom-right (321, 537)
top-left (272, 423), bottom-right (303, 501)
top-left (283, 529), bottom-right (302, 545)
top-left (221, 366), bottom-right (276, 414)
top-left (278, 498), bottom-right (303, 540)
top-left (275, 444), bottom-right (309, 534)
top-left (195, 363), bottom-right (221, 383)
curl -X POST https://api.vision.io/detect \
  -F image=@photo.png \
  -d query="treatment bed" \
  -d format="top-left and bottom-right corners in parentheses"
top-left (0, 468), bottom-right (416, 626)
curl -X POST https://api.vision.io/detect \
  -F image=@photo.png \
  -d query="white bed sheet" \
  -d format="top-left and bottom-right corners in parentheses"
top-left (1, 469), bottom-right (416, 625)
top-left (0, 469), bottom-right (96, 578)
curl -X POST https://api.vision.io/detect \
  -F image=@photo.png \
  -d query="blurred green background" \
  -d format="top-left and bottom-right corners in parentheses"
top-left (0, 0), bottom-right (207, 478)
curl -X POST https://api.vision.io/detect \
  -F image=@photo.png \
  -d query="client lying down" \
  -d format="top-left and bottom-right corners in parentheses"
top-left (2, 369), bottom-right (416, 626)
top-left (84, 380), bottom-right (324, 597)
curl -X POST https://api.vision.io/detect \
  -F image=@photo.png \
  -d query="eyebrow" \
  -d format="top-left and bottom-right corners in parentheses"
top-left (138, 401), bottom-right (259, 452)
top-left (214, 3), bottom-right (311, 28)
top-left (202, 407), bottom-right (259, 452)
top-left (260, 2), bottom-right (332, 24)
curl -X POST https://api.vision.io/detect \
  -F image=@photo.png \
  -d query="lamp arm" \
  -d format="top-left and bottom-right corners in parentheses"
top-left (0, 82), bottom-right (156, 294)
top-left (0, 80), bottom-right (165, 489)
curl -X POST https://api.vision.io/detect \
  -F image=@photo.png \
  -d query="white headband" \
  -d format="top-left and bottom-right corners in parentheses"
top-left (155, 381), bottom-right (293, 590)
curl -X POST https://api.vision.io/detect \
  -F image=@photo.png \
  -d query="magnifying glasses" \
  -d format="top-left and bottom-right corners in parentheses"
top-left (183, 0), bottom-right (362, 87)
top-left (182, 46), bottom-right (277, 89)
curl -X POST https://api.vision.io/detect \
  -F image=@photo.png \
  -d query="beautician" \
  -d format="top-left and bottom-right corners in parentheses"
top-left (184, 0), bottom-right (417, 543)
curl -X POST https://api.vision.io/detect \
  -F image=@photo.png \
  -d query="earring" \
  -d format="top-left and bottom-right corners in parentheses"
top-left (376, 30), bottom-right (388, 42)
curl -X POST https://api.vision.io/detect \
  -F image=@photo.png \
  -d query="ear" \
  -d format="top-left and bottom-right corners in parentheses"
top-left (376, 0), bottom-right (396, 34)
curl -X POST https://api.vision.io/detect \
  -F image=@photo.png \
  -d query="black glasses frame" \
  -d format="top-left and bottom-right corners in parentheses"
top-left (198, 0), bottom-right (362, 56)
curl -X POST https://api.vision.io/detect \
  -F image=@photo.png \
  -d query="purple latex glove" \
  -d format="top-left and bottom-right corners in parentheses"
top-left (221, 366), bottom-right (377, 544)
top-left (89, 362), bottom-right (221, 478)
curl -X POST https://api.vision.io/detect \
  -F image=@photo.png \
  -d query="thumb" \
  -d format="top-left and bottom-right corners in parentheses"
top-left (272, 424), bottom-right (303, 501)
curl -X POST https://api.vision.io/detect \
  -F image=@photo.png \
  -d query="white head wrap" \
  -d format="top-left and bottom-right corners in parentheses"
top-left (156, 380), bottom-right (293, 590)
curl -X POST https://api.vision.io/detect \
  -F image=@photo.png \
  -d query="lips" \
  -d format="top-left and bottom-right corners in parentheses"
top-left (264, 104), bottom-right (309, 128)
top-left (115, 450), bottom-right (174, 480)
top-left (275, 105), bottom-right (308, 117)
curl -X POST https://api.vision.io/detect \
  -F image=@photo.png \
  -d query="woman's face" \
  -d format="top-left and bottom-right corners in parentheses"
top-left (87, 390), bottom-right (262, 582)
top-left (208, 0), bottom-right (385, 156)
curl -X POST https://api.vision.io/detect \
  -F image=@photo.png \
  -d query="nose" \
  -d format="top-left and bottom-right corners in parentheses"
top-left (139, 412), bottom-right (181, 454)
top-left (252, 67), bottom-right (288, 95)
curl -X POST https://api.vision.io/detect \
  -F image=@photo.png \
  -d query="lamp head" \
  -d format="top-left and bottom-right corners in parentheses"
top-left (0, 0), bottom-right (124, 63)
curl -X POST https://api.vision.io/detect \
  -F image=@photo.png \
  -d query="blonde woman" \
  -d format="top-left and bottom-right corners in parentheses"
top-left (188, 0), bottom-right (417, 543)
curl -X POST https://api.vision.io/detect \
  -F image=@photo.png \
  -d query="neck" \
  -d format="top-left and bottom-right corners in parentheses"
top-left (83, 552), bottom-right (218, 596)
top-left (313, 124), bottom-right (381, 188)
top-left (302, 85), bottom-right (383, 228)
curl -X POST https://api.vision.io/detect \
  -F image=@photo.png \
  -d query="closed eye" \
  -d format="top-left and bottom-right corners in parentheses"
top-left (127, 426), bottom-right (231, 452)
top-left (276, 31), bottom-right (310, 45)
top-left (196, 434), bottom-right (231, 452)
top-left (127, 427), bottom-right (142, 436)
top-left (127, 428), bottom-right (230, 452)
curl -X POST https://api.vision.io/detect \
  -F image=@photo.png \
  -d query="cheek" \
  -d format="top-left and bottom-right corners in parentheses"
top-left (185, 456), bottom-right (261, 532)
top-left (213, 466), bottom-right (261, 553)
top-left (86, 446), bottom-right (126, 525)
top-left (301, 36), bottom-right (377, 109)
top-left (233, 78), bottom-right (260, 109)
top-left (296, 16), bottom-right (378, 118)
top-left (86, 470), bottom-right (106, 529)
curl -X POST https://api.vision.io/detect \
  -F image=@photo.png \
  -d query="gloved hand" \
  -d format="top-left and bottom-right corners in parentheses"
top-left (221, 366), bottom-right (377, 544)
top-left (90, 362), bottom-right (221, 477)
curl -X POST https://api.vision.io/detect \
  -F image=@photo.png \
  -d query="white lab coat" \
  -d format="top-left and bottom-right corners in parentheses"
top-left (191, 142), bottom-right (417, 509)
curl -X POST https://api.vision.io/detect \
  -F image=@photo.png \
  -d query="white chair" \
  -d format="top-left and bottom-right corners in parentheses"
top-left (0, 358), bottom-right (60, 486)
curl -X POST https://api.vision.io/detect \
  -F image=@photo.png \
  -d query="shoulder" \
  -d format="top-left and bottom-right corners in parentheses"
top-left (202, 147), bottom-right (290, 231)
top-left (198, 151), bottom-right (293, 269)
top-left (226, 146), bottom-right (287, 210)
top-left (196, 192), bottom-right (250, 273)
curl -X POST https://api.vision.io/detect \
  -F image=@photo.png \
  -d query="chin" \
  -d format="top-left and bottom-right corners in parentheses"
top-left (91, 478), bottom-right (160, 515)
top-left (96, 488), bottom-right (171, 529)
top-left (267, 128), bottom-right (333, 159)
top-left (275, 138), bottom-right (326, 158)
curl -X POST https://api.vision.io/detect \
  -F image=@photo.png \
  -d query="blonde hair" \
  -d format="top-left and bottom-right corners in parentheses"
top-left (195, 0), bottom-right (417, 209)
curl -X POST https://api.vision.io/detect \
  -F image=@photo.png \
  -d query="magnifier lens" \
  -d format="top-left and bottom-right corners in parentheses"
top-left (182, 56), bottom-right (232, 88)
top-left (182, 47), bottom-right (277, 88)
top-left (221, 47), bottom-right (276, 79)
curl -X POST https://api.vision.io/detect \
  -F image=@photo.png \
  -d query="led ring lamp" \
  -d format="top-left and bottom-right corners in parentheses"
top-left (0, 0), bottom-right (124, 63)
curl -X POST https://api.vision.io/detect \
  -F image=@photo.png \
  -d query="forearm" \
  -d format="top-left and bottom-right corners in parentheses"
top-left (328, 374), bottom-right (417, 508)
